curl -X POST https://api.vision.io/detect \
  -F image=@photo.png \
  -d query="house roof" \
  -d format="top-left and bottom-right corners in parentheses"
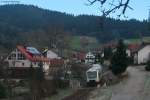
top-left (103, 43), bottom-right (117, 49)
top-left (128, 43), bottom-right (150, 53)
top-left (17, 45), bottom-right (64, 65)
top-left (127, 44), bottom-right (141, 53)
top-left (73, 52), bottom-right (86, 60)
top-left (137, 43), bottom-right (150, 52)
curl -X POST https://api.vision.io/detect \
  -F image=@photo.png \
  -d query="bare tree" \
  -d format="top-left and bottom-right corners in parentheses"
top-left (87, 0), bottom-right (133, 17)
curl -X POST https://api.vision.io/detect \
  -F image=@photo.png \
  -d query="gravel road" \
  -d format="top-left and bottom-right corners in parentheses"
top-left (89, 66), bottom-right (150, 100)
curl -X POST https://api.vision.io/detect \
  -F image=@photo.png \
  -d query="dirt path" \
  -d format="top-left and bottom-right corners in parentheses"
top-left (110, 67), bottom-right (145, 100)
top-left (89, 66), bottom-right (149, 100)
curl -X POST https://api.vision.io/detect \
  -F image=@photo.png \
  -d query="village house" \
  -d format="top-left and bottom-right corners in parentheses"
top-left (42, 48), bottom-right (60, 59)
top-left (135, 44), bottom-right (150, 64)
top-left (85, 52), bottom-right (95, 64)
top-left (5, 45), bottom-right (64, 78)
top-left (5, 45), bottom-right (41, 68)
top-left (72, 52), bottom-right (86, 63)
top-left (127, 43), bottom-right (150, 64)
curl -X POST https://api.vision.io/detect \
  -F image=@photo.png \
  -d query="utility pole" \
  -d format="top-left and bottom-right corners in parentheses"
top-left (148, 9), bottom-right (150, 22)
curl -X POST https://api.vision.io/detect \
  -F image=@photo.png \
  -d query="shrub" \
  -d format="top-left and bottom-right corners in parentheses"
top-left (0, 83), bottom-right (7, 98)
top-left (145, 60), bottom-right (150, 71)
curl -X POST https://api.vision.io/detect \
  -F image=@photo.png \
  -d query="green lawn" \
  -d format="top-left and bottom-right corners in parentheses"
top-left (70, 36), bottom-right (81, 50)
top-left (69, 36), bottom-right (100, 50)
top-left (124, 37), bottom-right (150, 44)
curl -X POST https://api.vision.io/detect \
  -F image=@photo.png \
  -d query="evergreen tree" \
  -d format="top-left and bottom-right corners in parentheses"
top-left (145, 60), bottom-right (150, 71)
top-left (111, 39), bottom-right (128, 75)
top-left (95, 53), bottom-right (103, 64)
top-left (104, 46), bottom-right (113, 60)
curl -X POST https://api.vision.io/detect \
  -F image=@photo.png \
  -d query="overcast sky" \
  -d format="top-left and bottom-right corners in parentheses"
top-left (4, 0), bottom-right (150, 20)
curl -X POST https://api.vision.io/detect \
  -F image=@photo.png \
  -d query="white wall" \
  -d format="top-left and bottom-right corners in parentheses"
top-left (126, 49), bottom-right (131, 57)
top-left (138, 45), bottom-right (150, 64)
top-left (47, 50), bottom-right (59, 59)
top-left (85, 52), bottom-right (95, 64)
top-left (6, 49), bottom-right (39, 68)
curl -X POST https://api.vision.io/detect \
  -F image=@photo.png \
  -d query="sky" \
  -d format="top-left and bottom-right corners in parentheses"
top-left (4, 0), bottom-right (150, 20)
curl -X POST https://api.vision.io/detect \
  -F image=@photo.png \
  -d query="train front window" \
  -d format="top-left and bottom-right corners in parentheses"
top-left (87, 71), bottom-right (97, 79)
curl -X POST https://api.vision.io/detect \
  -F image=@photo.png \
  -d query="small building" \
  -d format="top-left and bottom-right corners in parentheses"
top-left (5, 46), bottom-right (41, 68)
top-left (5, 45), bottom-right (42, 78)
top-left (85, 52), bottom-right (95, 64)
top-left (136, 44), bottom-right (150, 64)
top-left (127, 44), bottom-right (141, 64)
top-left (72, 52), bottom-right (86, 63)
top-left (43, 49), bottom-right (60, 59)
top-left (5, 45), bottom-right (64, 78)
top-left (128, 43), bottom-right (150, 64)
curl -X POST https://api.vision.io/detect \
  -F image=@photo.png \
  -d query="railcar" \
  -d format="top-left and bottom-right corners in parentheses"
top-left (86, 64), bottom-right (102, 86)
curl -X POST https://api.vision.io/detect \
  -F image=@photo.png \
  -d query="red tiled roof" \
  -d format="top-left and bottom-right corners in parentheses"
top-left (127, 44), bottom-right (140, 52)
top-left (17, 45), bottom-right (64, 65)
top-left (73, 52), bottom-right (86, 60)
top-left (103, 43), bottom-right (117, 49)
top-left (17, 45), bottom-right (35, 61)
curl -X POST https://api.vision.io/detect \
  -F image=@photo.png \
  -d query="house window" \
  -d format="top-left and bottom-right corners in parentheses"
top-left (18, 53), bottom-right (25, 60)
top-left (8, 53), bottom-right (16, 60)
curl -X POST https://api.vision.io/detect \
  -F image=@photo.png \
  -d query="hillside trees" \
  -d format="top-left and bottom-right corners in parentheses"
top-left (0, 5), bottom-right (149, 51)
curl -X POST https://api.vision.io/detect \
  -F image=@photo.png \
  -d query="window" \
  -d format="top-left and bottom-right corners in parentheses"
top-left (18, 53), bottom-right (25, 60)
top-left (87, 71), bottom-right (97, 79)
top-left (8, 53), bottom-right (16, 60)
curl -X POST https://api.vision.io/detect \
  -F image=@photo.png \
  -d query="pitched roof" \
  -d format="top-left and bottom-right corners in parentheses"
top-left (73, 52), bottom-right (86, 60)
top-left (128, 43), bottom-right (150, 53)
top-left (17, 45), bottom-right (64, 65)
top-left (127, 44), bottom-right (141, 52)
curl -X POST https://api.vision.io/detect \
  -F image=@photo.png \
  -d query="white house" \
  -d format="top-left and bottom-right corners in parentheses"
top-left (5, 46), bottom-right (40, 68)
top-left (136, 45), bottom-right (150, 64)
top-left (5, 45), bottom-right (65, 78)
top-left (46, 50), bottom-right (60, 59)
top-left (85, 52), bottom-right (95, 64)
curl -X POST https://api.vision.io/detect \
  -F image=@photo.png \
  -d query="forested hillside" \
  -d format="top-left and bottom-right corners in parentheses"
top-left (0, 4), bottom-right (149, 51)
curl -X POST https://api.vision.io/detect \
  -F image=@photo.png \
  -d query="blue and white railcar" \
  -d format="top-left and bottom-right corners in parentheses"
top-left (86, 64), bottom-right (103, 84)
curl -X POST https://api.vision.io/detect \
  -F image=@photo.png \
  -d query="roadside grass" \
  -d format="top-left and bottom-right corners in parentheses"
top-left (89, 88), bottom-right (112, 100)
top-left (49, 88), bottom-right (74, 100)
top-left (141, 73), bottom-right (150, 100)
top-left (144, 74), bottom-right (150, 92)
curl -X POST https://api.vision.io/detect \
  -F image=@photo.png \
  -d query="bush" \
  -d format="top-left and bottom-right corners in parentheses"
top-left (145, 60), bottom-right (150, 71)
top-left (0, 83), bottom-right (7, 98)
